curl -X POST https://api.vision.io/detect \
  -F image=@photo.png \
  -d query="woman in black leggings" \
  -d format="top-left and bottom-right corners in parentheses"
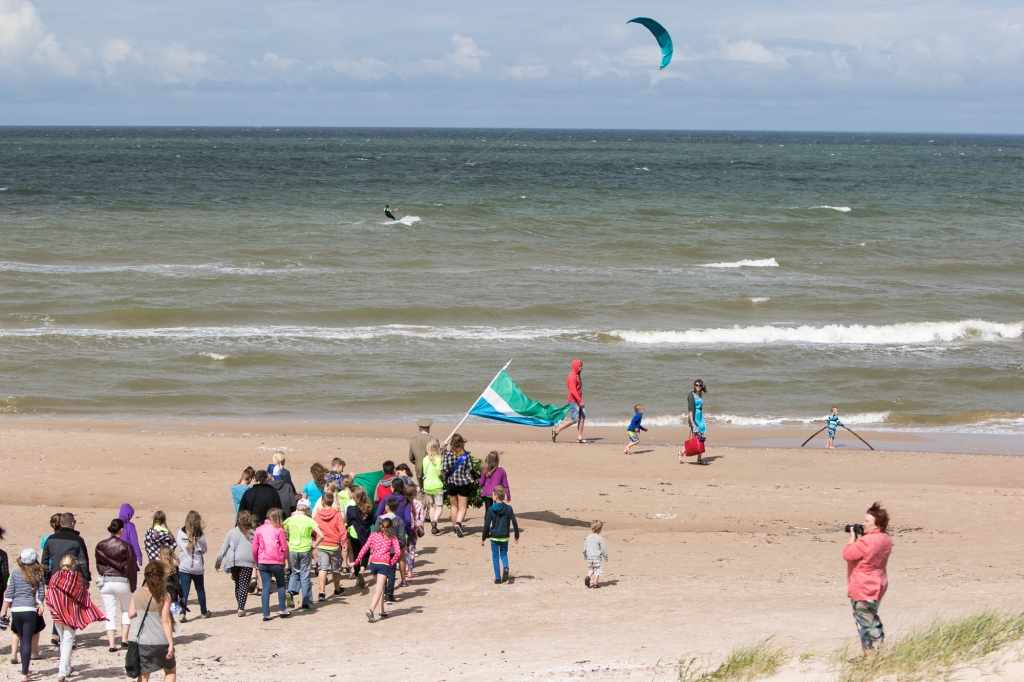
top-left (2, 548), bottom-right (47, 682)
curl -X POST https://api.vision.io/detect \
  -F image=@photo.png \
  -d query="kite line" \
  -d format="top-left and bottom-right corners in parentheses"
top-left (391, 125), bottom-right (528, 212)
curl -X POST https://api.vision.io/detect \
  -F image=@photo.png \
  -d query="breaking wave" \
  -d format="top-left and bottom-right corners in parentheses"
top-left (700, 258), bottom-right (779, 268)
top-left (612, 320), bottom-right (1023, 345)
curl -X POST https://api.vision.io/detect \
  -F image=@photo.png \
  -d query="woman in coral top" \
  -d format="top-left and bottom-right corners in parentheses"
top-left (842, 502), bottom-right (892, 656)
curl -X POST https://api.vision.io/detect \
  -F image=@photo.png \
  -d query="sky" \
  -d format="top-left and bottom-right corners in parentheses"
top-left (1, 0), bottom-right (1023, 132)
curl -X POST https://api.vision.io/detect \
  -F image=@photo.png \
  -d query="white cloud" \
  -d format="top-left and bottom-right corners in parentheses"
top-left (445, 33), bottom-right (488, 72)
top-left (507, 64), bottom-right (548, 80)
top-left (100, 38), bottom-right (142, 73)
top-left (321, 56), bottom-right (389, 81)
top-left (0, 0), bottom-right (75, 77)
top-left (157, 42), bottom-right (208, 83)
top-left (256, 52), bottom-right (301, 72)
top-left (573, 49), bottom-right (629, 79)
top-left (714, 38), bottom-right (787, 64)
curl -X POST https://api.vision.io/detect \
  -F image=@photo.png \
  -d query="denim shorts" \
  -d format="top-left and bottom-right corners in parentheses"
top-left (568, 402), bottom-right (585, 422)
top-left (369, 562), bottom-right (391, 577)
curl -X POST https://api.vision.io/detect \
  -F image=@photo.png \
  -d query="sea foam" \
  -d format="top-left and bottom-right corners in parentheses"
top-left (812, 205), bottom-right (852, 212)
top-left (0, 261), bottom-right (301, 277)
top-left (700, 258), bottom-right (779, 268)
top-left (612, 320), bottom-right (1024, 345)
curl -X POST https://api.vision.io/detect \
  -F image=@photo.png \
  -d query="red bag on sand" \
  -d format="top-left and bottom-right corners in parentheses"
top-left (683, 438), bottom-right (705, 456)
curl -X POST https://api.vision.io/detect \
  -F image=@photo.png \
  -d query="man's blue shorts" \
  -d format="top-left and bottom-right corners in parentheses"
top-left (568, 402), bottom-right (585, 423)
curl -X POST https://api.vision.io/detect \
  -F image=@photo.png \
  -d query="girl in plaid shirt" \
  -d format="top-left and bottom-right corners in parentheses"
top-left (442, 434), bottom-right (474, 538)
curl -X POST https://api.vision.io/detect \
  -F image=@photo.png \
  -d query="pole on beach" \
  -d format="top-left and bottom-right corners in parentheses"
top-left (801, 426), bottom-right (827, 447)
top-left (842, 425), bottom-right (875, 450)
top-left (443, 358), bottom-right (513, 446)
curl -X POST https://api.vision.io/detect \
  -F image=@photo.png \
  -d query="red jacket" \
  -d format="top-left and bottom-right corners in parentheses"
top-left (374, 474), bottom-right (395, 504)
top-left (842, 530), bottom-right (892, 600)
top-left (567, 359), bottom-right (583, 404)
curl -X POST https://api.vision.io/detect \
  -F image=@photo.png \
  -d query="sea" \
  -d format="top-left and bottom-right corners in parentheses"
top-left (1, 127), bottom-right (1022, 433)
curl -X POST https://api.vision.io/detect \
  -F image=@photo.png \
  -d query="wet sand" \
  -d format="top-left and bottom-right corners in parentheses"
top-left (1, 418), bottom-right (1023, 680)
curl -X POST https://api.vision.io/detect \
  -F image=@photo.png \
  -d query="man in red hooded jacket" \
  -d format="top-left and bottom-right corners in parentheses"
top-left (552, 359), bottom-right (587, 443)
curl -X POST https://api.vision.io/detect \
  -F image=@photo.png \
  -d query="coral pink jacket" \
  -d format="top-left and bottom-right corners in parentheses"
top-left (842, 529), bottom-right (891, 600)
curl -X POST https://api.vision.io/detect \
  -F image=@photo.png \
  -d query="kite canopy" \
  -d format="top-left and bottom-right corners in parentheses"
top-left (627, 17), bottom-right (673, 70)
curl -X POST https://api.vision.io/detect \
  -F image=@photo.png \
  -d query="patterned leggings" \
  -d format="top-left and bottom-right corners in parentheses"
top-left (231, 567), bottom-right (253, 610)
top-left (405, 542), bottom-right (416, 578)
top-left (851, 599), bottom-right (884, 649)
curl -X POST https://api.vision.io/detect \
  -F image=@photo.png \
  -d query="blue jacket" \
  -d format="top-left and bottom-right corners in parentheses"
top-left (482, 502), bottom-right (520, 541)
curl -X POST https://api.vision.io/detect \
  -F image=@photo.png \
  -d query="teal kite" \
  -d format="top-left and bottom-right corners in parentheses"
top-left (627, 17), bottom-right (673, 70)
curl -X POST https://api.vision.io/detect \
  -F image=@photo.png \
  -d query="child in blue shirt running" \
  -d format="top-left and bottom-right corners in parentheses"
top-left (826, 406), bottom-right (843, 449)
top-left (623, 404), bottom-right (648, 455)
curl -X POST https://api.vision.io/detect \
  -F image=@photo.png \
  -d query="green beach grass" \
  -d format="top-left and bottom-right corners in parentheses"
top-left (678, 638), bottom-right (789, 682)
top-left (835, 610), bottom-right (1024, 682)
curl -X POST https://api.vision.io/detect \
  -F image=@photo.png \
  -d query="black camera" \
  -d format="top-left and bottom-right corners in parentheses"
top-left (845, 523), bottom-right (865, 537)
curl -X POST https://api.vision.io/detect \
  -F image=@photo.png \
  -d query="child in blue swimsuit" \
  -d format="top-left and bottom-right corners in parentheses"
top-left (826, 406), bottom-right (843, 449)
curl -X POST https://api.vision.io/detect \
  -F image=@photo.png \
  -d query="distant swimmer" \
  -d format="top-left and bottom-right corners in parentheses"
top-left (384, 205), bottom-right (397, 221)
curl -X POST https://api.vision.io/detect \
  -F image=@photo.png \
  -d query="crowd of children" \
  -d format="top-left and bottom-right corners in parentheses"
top-left (0, 432), bottom-right (617, 681)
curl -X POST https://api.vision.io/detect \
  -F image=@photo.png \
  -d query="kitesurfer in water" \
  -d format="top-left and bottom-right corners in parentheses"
top-left (384, 205), bottom-right (397, 221)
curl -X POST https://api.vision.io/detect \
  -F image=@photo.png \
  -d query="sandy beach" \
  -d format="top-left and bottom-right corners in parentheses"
top-left (1, 418), bottom-right (1023, 680)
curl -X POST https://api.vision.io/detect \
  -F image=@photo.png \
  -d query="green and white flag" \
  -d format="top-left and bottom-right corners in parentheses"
top-left (468, 369), bottom-right (570, 427)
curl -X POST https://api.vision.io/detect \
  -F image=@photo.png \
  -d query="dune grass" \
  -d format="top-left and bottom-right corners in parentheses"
top-left (836, 610), bottom-right (1024, 682)
top-left (678, 638), bottom-right (789, 682)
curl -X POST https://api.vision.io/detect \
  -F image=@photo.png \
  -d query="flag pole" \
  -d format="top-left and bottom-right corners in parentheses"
top-left (443, 358), bottom-right (513, 445)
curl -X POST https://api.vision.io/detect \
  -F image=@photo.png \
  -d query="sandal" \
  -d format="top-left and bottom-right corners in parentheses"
top-left (577, 439), bottom-right (589, 444)
top-left (551, 428), bottom-right (557, 443)
top-left (678, 451), bottom-right (685, 463)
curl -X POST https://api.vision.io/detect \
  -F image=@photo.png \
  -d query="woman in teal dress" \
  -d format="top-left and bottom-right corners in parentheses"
top-left (678, 379), bottom-right (708, 465)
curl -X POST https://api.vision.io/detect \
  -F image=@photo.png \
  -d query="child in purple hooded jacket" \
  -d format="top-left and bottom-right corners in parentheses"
top-left (478, 451), bottom-right (511, 515)
top-left (118, 504), bottom-right (143, 567)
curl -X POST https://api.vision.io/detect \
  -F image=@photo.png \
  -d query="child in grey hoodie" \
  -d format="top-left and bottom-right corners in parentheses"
top-left (583, 520), bottom-right (608, 588)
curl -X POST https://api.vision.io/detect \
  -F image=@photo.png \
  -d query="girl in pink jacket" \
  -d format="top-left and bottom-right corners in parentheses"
top-left (842, 502), bottom-right (892, 655)
top-left (251, 509), bottom-right (290, 621)
top-left (354, 519), bottom-right (399, 623)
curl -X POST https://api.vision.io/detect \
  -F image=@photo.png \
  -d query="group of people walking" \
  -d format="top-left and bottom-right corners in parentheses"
top-left (1, 409), bottom-right (892, 680)
top-left (1, 511), bottom-right (178, 682)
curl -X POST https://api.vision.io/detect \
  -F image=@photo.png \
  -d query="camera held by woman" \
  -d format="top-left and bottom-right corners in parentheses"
top-left (842, 502), bottom-right (891, 658)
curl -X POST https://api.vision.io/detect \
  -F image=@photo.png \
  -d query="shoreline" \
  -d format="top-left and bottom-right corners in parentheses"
top-left (2, 415), bottom-right (1022, 456)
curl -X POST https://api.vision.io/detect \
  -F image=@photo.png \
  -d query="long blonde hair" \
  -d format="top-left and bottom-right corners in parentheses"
top-left (184, 510), bottom-right (204, 552)
top-left (425, 439), bottom-right (441, 465)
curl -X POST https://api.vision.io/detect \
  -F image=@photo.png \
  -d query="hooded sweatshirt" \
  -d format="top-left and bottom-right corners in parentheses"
top-left (176, 528), bottom-right (208, 575)
top-left (567, 359), bottom-right (583, 404)
top-left (313, 507), bottom-right (345, 550)
top-left (482, 502), bottom-right (520, 541)
top-left (118, 503), bottom-right (143, 566)
top-left (269, 478), bottom-right (297, 517)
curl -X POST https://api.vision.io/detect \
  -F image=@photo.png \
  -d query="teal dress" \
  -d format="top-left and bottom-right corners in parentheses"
top-left (688, 392), bottom-right (706, 435)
